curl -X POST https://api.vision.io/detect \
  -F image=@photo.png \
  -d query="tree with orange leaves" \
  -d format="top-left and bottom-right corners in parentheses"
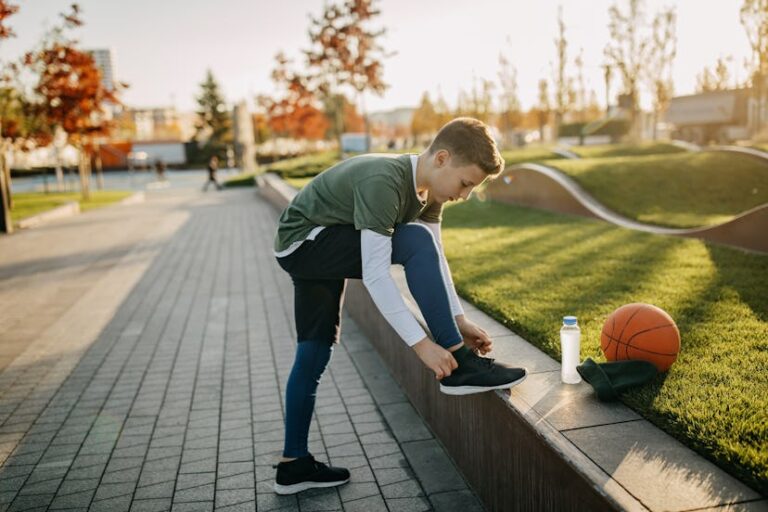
top-left (24, 3), bottom-right (122, 199)
top-left (304, 0), bottom-right (390, 151)
top-left (0, 0), bottom-right (19, 233)
top-left (260, 52), bottom-right (329, 141)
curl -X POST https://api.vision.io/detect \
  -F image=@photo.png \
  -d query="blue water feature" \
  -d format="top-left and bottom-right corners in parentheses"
top-left (9, 168), bottom-right (240, 193)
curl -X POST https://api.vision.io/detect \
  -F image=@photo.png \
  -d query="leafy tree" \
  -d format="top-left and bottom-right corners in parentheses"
top-left (304, 0), bottom-right (389, 151)
top-left (740, 0), bottom-right (768, 132)
top-left (433, 91), bottom-right (452, 128)
top-left (456, 77), bottom-right (494, 123)
top-left (411, 91), bottom-right (438, 142)
top-left (24, 4), bottom-right (121, 200)
top-left (194, 69), bottom-right (232, 162)
top-left (261, 52), bottom-right (328, 140)
top-left (536, 79), bottom-right (551, 141)
top-left (647, 7), bottom-right (676, 139)
top-left (497, 54), bottom-right (522, 146)
top-left (0, 0), bottom-right (17, 39)
top-left (0, 0), bottom-right (18, 232)
top-left (605, 0), bottom-right (650, 139)
top-left (696, 57), bottom-right (734, 93)
top-left (552, 6), bottom-right (574, 136)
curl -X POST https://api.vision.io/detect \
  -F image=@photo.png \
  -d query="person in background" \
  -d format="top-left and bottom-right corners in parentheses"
top-left (203, 155), bottom-right (223, 191)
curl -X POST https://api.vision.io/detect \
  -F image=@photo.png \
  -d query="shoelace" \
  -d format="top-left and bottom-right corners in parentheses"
top-left (468, 352), bottom-right (496, 369)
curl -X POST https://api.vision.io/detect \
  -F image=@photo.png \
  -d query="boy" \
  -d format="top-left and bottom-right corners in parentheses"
top-left (272, 118), bottom-right (527, 495)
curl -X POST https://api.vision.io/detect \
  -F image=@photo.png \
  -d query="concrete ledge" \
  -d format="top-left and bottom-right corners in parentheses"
top-left (18, 201), bottom-right (80, 229)
top-left (258, 172), bottom-right (766, 512)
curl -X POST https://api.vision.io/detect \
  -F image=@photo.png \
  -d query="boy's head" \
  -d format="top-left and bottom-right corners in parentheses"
top-left (425, 118), bottom-right (505, 203)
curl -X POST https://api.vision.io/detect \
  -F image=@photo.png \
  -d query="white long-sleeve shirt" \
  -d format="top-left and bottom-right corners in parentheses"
top-left (360, 221), bottom-right (464, 346)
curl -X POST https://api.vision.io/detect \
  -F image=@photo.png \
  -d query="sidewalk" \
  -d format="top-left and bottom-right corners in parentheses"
top-left (0, 188), bottom-right (482, 512)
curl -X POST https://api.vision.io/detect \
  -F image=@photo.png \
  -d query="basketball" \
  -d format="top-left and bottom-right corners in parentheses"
top-left (601, 303), bottom-right (680, 372)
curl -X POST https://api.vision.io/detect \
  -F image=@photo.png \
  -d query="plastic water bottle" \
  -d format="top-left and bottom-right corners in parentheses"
top-left (560, 316), bottom-right (582, 384)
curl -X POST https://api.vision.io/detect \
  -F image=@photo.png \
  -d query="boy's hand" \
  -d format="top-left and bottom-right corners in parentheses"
top-left (413, 338), bottom-right (458, 379)
top-left (457, 317), bottom-right (493, 355)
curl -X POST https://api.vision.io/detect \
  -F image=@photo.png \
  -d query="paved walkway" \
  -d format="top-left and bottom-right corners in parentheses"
top-left (0, 186), bottom-right (482, 512)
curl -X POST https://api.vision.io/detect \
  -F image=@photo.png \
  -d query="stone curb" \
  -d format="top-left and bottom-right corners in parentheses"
top-left (18, 201), bottom-right (80, 229)
top-left (16, 191), bottom-right (145, 230)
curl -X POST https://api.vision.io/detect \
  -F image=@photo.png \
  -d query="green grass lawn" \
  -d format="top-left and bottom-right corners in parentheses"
top-left (569, 142), bottom-right (686, 158)
top-left (441, 199), bottom-right (768, 493)
top-left (501, 146), bottom-right (562, 166)
top-left (284, 177), bottom-right (314, 189)
top-left (223, 171), bottom-right (257, 188)
top-left (265, 151), bottom-right (340, 179)
top-left (545, 152), bottom-right (768, 228)
top-left (11, 190), bottom-right (134, 224)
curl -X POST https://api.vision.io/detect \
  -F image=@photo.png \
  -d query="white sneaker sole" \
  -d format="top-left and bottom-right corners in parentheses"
top-left (273, 478), bottom-right (350, 495)
top-left (439, 371), bottom-right (528, 396)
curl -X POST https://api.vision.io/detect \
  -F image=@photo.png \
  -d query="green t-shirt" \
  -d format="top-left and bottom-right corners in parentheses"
top-left (274, 154), bottom-right (442, 253)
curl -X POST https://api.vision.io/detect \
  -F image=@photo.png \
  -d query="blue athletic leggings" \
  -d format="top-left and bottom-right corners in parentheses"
top-left (276, 224), bottom-right (462, 458)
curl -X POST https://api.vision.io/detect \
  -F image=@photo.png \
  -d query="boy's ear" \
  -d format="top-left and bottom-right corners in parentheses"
top-left (433, 149), bottom-right (450, 168)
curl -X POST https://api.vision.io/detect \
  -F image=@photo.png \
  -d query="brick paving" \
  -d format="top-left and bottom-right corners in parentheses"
top-left (0, 187), bottom-right (483, 512)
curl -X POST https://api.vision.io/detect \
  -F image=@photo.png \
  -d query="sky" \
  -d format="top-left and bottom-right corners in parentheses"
top-left (0, 0), bottom-right (754, 114)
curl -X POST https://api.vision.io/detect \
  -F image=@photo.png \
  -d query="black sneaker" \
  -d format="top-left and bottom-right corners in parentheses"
top-left (273, 455), bottom-right (350, 495)
top-left (440, 348), bottom-right (527, 395)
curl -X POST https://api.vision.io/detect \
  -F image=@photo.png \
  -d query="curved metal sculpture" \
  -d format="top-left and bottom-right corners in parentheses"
top-left (485, 162), bottom-right (768, 253)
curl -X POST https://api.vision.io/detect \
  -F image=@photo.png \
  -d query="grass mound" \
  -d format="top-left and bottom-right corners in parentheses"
top-left (501, 146), bottom-right (562, 166)
top-left (570, 142), bottom-right (686, 158)
top-left (546, 152), bottom-right (768, 228)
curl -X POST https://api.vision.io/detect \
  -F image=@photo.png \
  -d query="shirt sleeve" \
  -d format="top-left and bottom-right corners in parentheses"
top-left (415, 220), bottom-right (464, 317)
top-left (360, 229), bottom-right (427, 346)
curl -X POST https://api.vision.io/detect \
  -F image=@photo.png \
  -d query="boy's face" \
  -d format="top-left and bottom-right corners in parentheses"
top-left (430, 150), bottom-right (489, 203)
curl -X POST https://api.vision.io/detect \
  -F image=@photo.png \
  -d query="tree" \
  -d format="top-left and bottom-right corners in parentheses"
top-left (24, 4), bottom-right (122, 200)
top-left (261, 52), bottom-right (329, 140)
top-left (456, 77), bottom-right (494, 123)
top-left (0, 0), bottom-right (18, 232)
top-left (433, 91), bottom-right (452, 128)
top-left (646, 7), bottom-right (676, 139)
top-left (605, 0), bottom-right (650, 139)
top-left (696, 57), bottom-right (732, 93)
top-left (497, 54), bottom-right (522, 146)
top-left (552, 5), bottom-right (574, 136)
top-left (194, 69), bottom-right (232, 162)
top-left (536, 79), bottom-right (551, 141)
top-left (304, 0), bottom-right (390, 152)
top-left (411, 92), bottom-right (438, 142)
top-left (740, 0), bottom-right (768, 132)
top-left (573, 50), bottom-right (587, 123)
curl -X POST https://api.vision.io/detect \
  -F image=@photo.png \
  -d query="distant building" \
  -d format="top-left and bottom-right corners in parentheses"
top-left (87, 48), bottom-right (116, 91)
top-left (368, 107), bottom-right (414, 147)
top-left (120, 107), bottom-right (186, 141)
top-left (665, 89), bottom-right (750, 144)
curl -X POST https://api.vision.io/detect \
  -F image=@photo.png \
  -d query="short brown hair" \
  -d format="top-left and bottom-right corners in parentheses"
top-left (428, 117), bottom-right (504, 175)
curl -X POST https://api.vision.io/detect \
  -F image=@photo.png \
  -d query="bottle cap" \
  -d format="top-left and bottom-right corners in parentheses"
top-left (563, 316), bottom-right (578, 326)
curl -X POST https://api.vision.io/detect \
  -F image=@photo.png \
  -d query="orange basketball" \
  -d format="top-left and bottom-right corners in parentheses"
top-left (601, 303), bottom-right (680, 372)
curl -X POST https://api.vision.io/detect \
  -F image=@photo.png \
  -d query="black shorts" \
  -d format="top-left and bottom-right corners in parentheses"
top-left (276, 225), bottom-right (363, 344)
